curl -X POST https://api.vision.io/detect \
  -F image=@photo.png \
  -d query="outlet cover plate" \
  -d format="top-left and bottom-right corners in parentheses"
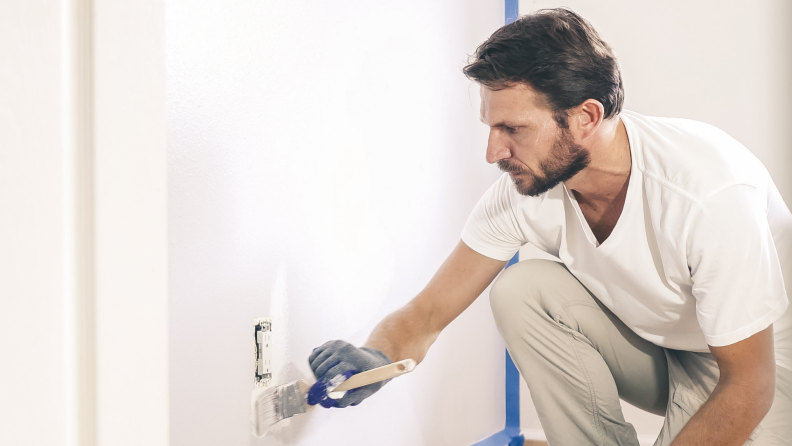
top-left (254, 317), bottom-right (272, 387)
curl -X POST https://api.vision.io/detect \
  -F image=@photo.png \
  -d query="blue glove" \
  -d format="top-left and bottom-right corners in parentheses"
top-left (307, 340), bottom-right (391, 408)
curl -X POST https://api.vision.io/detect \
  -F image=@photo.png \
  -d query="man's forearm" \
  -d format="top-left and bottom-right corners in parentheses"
top-left (363, 241), bottom-right (505, 365)
top-left (364, 299), bottom-right (439, 365)
top-left (671, 376), bottom-right (774, 445)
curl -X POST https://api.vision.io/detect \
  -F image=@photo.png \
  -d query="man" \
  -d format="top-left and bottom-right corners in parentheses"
top-left (307, 8), bottom-right (792, 445)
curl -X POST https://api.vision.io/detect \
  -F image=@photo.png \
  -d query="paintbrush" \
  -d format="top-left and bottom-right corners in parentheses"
top-left (251, 358), bottom-right (416, 437)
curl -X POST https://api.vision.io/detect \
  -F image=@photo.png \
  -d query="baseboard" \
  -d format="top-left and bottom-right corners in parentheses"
top-left (521, 429), bottom-right (546, 441)
top-left (637, 434), bottom-right (657, 445)
top-left (521, 430), bottom-right (656, 446)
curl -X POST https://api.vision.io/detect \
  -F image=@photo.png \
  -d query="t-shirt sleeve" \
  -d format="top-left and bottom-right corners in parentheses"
top-left (461, 174), bottom-right (528, 261)
top-left (687, 184), bottom-right (789, 347)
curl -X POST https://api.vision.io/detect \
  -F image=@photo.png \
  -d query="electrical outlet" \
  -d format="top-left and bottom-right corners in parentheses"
top-left (254, 317), bottom-right (273, 387)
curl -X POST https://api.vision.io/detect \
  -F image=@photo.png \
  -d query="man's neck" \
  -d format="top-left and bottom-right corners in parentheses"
top-left (564, 117), bottom-right (631, 203)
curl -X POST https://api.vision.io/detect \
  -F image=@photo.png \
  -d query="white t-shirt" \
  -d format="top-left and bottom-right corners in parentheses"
top-left (462, 110), bottom-right (792, 371)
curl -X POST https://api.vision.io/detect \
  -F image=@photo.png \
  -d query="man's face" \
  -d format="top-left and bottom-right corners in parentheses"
top-left (480, 84), bottom-right (590, 196)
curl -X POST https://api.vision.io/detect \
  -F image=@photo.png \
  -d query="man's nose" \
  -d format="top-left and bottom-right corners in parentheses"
top-left (486, 130), bottom-right (511, 164)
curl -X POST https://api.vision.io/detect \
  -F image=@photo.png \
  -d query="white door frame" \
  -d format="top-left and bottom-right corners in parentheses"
top-left (1, 1), bottom-right (169, 445)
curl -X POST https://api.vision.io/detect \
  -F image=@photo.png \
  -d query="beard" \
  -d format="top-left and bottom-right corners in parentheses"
top-left (498, 128), bottom-right (590, 197)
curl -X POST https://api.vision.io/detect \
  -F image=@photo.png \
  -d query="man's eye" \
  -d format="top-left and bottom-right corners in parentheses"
top-left (505, 127), bottom-right (518, 134)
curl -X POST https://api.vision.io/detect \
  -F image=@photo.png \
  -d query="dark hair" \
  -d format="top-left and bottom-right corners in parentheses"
top-left (463, 8), bottom-right (624, 127)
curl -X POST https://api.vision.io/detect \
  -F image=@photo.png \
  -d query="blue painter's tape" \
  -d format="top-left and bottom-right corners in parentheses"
top-left (509, 433), bottom-right (526, 446)
top-left (505, 0), bottom-right (519, 24)
top-left (505, 351), bottom-right (520, 429)
top-left (470, 429), bottom-right (513, 446)
top-left (505, 252), bottom-right (519, 269)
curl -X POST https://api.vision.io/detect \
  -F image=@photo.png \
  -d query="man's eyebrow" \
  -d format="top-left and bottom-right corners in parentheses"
top-left (480, 117), bottom-right (522, 128)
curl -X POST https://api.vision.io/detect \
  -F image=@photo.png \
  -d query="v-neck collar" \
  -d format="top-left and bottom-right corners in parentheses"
top-left (562, 117), bottom-right (639, 252)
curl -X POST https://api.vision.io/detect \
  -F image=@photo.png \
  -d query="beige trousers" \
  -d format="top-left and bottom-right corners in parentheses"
top-left (489, 260), bottom-right (792, 446)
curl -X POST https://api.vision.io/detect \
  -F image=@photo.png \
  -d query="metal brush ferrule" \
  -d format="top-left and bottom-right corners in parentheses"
top-left (278, 382), bottom-right (307, 419)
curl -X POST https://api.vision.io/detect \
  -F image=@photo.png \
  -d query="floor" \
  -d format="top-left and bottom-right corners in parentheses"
top-left (524, 441), bottom-right (548, 446)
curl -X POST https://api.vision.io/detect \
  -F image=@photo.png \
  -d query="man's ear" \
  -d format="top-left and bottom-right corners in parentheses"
top-left (571, 99), bottom-right (604, 140)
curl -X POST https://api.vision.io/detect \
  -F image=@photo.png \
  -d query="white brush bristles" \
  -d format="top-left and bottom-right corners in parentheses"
top-left (250, 385), bottom-right (282, 438)
top-left (251, 379), bottom-right (314, 438)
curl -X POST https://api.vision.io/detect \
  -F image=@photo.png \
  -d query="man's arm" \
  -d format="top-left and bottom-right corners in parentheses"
top-left (671, 325), bottom-right (776, 446)
top-left (306, 240), bottom-right (506, 408)
top-left (364, 240), bottom-right (507, 364)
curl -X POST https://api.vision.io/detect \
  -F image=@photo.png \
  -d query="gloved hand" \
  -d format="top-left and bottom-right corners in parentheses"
top-left (307, 340), bottom-right (391, 408)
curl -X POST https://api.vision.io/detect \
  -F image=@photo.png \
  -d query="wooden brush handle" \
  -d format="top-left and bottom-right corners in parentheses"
top-left (332, 359), bottom-right (416, 392)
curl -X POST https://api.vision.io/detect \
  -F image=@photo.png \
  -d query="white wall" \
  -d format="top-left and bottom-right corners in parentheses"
top-left (166, 1), bottom-right (507, 445)
top-left (167, 1), bottom-right (792, 445)
top-left (93, 2), bottom-right (170, 445)
top-left (517, 1), bottom-right (792, 443)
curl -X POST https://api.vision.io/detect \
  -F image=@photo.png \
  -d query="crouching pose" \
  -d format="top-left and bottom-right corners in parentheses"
top-left (309, 8), bottom-right (792, 445)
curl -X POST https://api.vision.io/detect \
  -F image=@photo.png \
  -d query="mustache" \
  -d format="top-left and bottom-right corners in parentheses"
top-left (497, 160), bottom-right (523, 173)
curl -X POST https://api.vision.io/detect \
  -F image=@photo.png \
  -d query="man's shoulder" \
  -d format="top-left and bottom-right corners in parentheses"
top-left (621, 110), bottom-right (770, 203)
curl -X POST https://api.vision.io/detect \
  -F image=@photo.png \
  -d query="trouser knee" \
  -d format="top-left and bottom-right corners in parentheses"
top-left (489, 259), bottom-right (569, 333)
